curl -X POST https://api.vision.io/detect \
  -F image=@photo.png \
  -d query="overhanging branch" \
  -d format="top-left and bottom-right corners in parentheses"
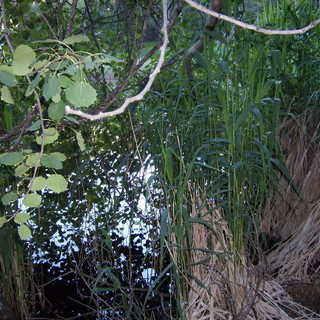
top-left (65, 0), bottom-right (170, 121)
top-left (184, 0), bottom-right (320, 35)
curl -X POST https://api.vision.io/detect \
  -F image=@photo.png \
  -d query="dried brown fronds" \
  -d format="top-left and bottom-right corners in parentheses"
top-left (184, 193), bottom-right (317, 319)
top-left (262, 112), bottom-right (320, 240)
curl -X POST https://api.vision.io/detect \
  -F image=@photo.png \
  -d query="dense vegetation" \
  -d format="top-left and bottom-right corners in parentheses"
top-left (0, 0), bottom-right (320, 319)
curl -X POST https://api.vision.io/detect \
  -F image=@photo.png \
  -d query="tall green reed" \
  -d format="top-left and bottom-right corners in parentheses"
top-left (142, 20), bottom-right (286, 317)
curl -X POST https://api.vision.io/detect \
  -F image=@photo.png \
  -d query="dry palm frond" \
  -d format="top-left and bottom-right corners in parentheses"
top-left (261, 112), bottom-right (320, 281)
top-left (267, 200), bottom-right (320, 280)
top-left (261, 112), bottom-right (320, 240)
top-left (185, 194), bottom-right (319, 320)
top-left (181, 185), bottom-right (320, 320)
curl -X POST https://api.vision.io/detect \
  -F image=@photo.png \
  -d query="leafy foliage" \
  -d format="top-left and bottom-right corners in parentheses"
top-left (0, 0), bottom-right (319, 319)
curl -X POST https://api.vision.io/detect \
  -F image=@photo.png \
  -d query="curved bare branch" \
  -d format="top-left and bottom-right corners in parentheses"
top-left (184, 0), bottom-right (320, 35)
top-left (65, 0), bottom-right (169, 121)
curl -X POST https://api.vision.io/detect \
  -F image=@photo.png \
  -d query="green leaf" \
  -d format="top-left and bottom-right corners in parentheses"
top-left (29, 176), bottom-right (47, 191)
top-left (2, 192), bottom-right (18, 205)
top-left (65, 116), bottom-right (79, 124)
top-left (26, 73), bottom-right (41, 96)
top-left (23, 193), bottom-right (42, 208)
top-left (27, 120), bottom-right (41, 131)
top-left (0, 152), bottom-right (24, 166)
top-left (36, 128), bottom-right (59, 145)
top-left (0, 217), bottom-right (6, 228)
top-left (0, 70), bottom-right (18, 87)
top-left (15, 164), bottom-right (30, 176)
top-left (193, 51), bottom-right (208, 70)
top-left (76, 131), bottom-right (86, 151)
top-left (59, 75), bottom-right (74, 88)
top-left (143, 262), bottom-right (174, 305)
top-left (71, 69), bottom-right (82, 82)
top-left (50, 152), bottom-right (67, 161)
top-left (12, 45), bottom-right (36, 75)
top-left (33, 39), bottom-right (59, 44)
top-left (4, 105), bottom-right (13, 131)
top-left (18, 224), bottom-right (32, 240)
top-left (0, 66), bottom-right (13, 72)
top-left (65, 64), bottom-right (78, 76)
top-left (43, 75), bottom-right (60, 101)
top-left (41, 154), bottom-right (63, 169)
top-left (1, 86), bottom-right (14, 104)
top-left (52, 91), bottom-right (61, 103)
top-left (65, 81), bottom-right (97, 107)
top-left (84, 56), bottom-right (95, 71)
top-left (63, 34), bottom-right (89, 45)
top-left (26, 153), bottom-right (41, 166)
top-left (14, 212), bottom-right (30, 224)
top-left (46, 174), bottom-right (67, 193)
top-left (48, 101), bottom-right (65, 120)
top-left (33, 59), bottom-right (48, 70)
top-left (163, 148), bottom-right (173, 184)
top-left (49, 60), bottom-right (69, 70)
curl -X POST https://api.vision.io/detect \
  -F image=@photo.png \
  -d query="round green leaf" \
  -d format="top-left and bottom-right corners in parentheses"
top-left (2, 192), bottom-right (18, 205)
top-left (50, 152), bottom-right (67, 162)
top-left (40, 154), bottom-right (62, 169)
top-left (43, 75), bottom-right (60, 101)
top-left (23, 193), bottom-right (42, 208)
top-left (12, 45), bottom-right (36, 75)
top-left (14, 212), bottom-right (30, 224)
top-left (0, 70), bottom-right (17, 87)
top-left (36, 128), bottom-right (59, 145)
top-left (29, 176), bottom-right (47, 191)
top-left (48, 101), bottom-right (65, 121)
top-left (26, 153), bottom-right (41, 166)
top-left (65, 81), bottom-right (97, 108)
top-left (18, 224), bottom-right (32, 240)
top-left (47, 174), bottom-right (67, 193)
top-left (59, 75), bottom-right (74, 88)
top-left (15, 164), bottom-right (30, 176)
top-left (0, 152), bottom-right (24, 166)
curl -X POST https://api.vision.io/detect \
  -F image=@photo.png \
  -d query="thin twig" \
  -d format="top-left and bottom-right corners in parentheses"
top-left (0, 108), bottom-right (37, 147)
top-left (0, 0), bottom-right (15, 54)
top-left (38, 10), bottom-right (58, 40)
top-left (184, 0), bottom-right (320, 35)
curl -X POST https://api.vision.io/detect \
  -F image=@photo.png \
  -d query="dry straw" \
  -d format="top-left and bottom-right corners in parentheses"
top-left (184, 191), bottom-right (319, 319)
top-left (262, 112), bottom-right (320, 281)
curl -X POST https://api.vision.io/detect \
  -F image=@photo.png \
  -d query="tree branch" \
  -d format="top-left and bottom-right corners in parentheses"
top-left (0, 0), bottom-right (15, 54)
top-left (186, 0), bottom-right (223, 78)
top-left (65, 0), bottom-right (170, 120)
top-left (0, 107), bottom-right (37, 150)
top-left (95, 0), bottom-right (184, 113)
top-left (38, 9), bottom-right (59, 40)
top-left (184, 0), bottom-right (320, 35)
top-left (65, 0), bottom-right (78, 38)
